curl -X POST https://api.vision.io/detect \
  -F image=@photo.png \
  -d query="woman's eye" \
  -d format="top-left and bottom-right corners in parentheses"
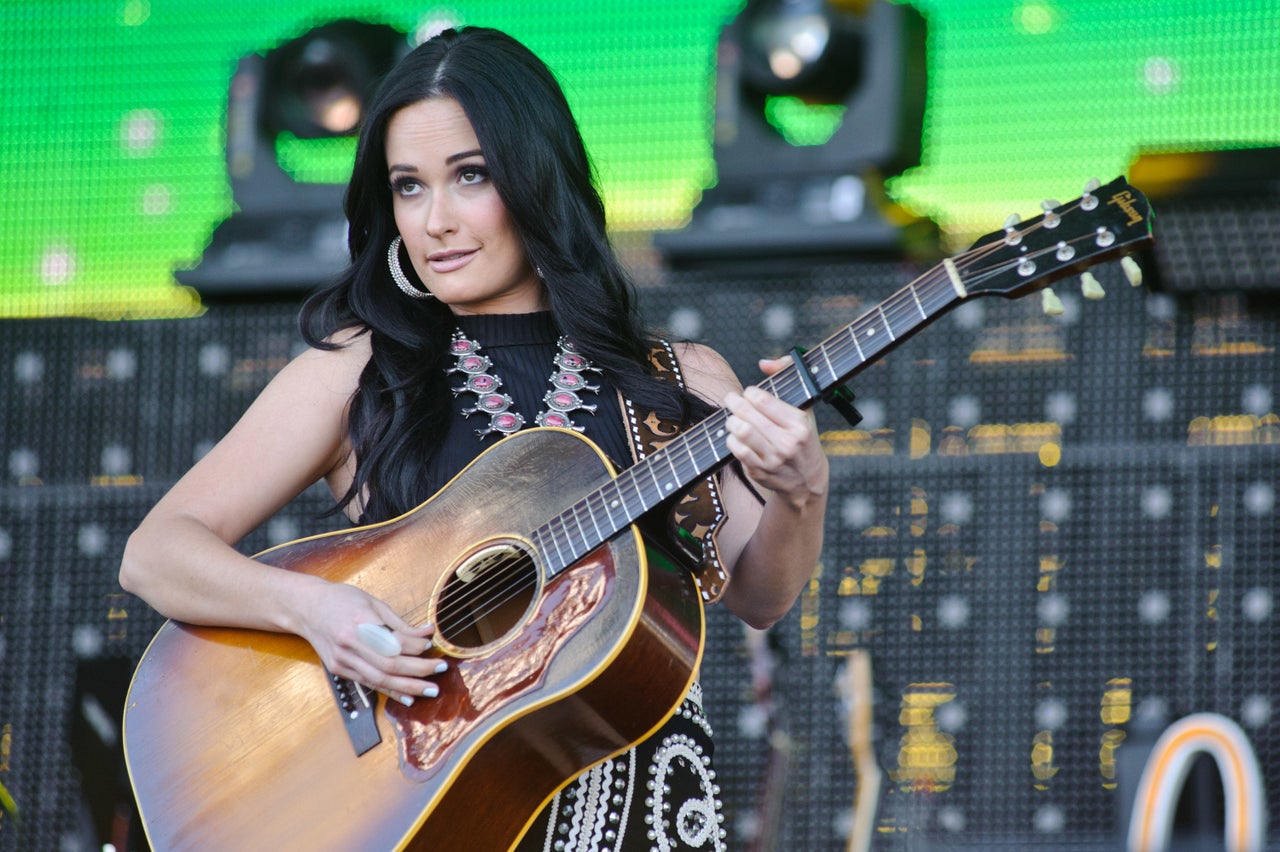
top-left (459, 166), bottom-right (488, 185)
top-left (391, 178), bottom-right (421, 196)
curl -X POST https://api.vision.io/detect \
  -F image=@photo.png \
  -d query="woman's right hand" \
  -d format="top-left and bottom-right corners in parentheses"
top-left (292, 579), bottom-right (444, 706)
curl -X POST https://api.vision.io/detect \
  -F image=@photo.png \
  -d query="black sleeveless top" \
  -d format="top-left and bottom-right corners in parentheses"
top-left (422, 311), bottom-right (631, 496)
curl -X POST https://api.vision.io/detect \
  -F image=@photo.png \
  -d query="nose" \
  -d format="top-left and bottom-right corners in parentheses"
top-left (424, 191), bottom-right (456, 238)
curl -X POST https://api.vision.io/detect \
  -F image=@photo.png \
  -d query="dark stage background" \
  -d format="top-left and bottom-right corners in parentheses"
top-left (3, 228), bottom-right (1279, 850)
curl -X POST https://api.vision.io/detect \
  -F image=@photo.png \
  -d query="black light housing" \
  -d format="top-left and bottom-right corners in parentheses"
top-left (259, 22), bottom-right (397, 139)
top-left (738, 0), bottom-right (866, 101)
top-left (656, 0), bottom-right (933, 268)
top-left (178, 20), bottom-right (408, 298)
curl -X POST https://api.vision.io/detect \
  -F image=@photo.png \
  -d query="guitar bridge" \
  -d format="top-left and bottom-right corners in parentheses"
top-left (324, 666), bottom-right (382, 756)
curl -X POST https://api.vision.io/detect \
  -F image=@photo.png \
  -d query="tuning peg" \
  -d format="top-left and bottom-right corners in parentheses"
top-left (1121, 256), bottom-right (1143, 287)
top-left (1081, 177), bottom-right (1101, 210)
top-left (1003, 213), bottom-right (1022, 245)
top-left (1080, 271), bottom-right (1106, 300)
top-left (1040, 199), bottom-right (1061, 228)
top-left (1041, 287), bottom-right (1065, 316)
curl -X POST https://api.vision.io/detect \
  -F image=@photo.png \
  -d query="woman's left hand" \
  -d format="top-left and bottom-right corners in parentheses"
top-left (722, 356), bottom-right (829, 511)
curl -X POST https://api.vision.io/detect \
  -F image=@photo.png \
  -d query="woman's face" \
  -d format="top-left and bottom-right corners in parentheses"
top-left (385, 96), bottom-right (544, 315)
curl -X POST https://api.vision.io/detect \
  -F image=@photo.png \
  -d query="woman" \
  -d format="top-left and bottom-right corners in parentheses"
top-left (120, 26), bottom-right (828, 851)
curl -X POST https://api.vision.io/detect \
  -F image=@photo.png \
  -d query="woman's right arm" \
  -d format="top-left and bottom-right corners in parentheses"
top-left (119, 335), bottom-right (364, 629)
top-left (118, 333), bottom-right (440, 704)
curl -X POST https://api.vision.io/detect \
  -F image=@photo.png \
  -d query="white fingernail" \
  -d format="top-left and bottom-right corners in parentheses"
top-left (433, 661), bottom-right (449, 674)
top-left (423, 683), bottom-right (440, 698)
top-left (399, 695), bottom-right (414, 707)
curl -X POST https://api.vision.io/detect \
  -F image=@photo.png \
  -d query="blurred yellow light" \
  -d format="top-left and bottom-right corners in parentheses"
top-left (1039, 442), bottom-right (1061, 467)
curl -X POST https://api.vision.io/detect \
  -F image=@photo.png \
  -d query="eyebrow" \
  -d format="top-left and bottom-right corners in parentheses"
top-left (388, 149), bottom-right (485, 174)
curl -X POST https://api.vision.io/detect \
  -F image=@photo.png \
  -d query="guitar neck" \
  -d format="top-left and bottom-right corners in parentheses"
top-left (763, 269), bottom-right (965, 409)
top-left (535, 268), bottom-right (964, 577)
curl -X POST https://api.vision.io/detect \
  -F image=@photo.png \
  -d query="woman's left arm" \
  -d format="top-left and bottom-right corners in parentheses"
top-left (676, 343), bottom-right (830, 629)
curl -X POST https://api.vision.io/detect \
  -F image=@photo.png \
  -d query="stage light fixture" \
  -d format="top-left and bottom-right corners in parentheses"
top-left (656, 0), bottom-right (933, 268)
top-left (177, 20), bottom-right (409, 298)
top-left (738, 0), bottom-right (865, 101)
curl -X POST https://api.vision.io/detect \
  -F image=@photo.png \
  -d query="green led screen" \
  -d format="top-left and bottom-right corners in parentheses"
top-left (1, 0), bottom-right (1278, 319)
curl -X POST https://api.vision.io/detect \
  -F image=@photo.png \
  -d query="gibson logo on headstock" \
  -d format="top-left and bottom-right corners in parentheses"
top-left (1107, 190), bottom-right (1144, 226)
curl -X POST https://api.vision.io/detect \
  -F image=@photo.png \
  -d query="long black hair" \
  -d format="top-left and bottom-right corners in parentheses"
top-left (299, 26), bottom-right (711, 521)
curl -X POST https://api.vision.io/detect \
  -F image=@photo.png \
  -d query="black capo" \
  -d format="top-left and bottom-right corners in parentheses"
top-left (789, 345), bottom-right (863, 428)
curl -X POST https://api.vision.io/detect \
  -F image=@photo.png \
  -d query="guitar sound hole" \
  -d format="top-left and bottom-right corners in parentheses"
top-left (436, 541), bottom-right (539, 649)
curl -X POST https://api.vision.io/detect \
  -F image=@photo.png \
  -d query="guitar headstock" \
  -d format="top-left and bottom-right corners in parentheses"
top-left (956, 176), bottom-right (1154, 313)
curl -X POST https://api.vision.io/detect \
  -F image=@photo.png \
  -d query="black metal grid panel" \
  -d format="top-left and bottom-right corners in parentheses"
top-left (2, 318), bottom-right (156, 485)
top-left (1149, 198), bottom-right (1280, 292)
top-left (0, 481), bottom-right (336, 852)
top-left (1, 301), bottom-right (307, 490)
top-left (715, 448), bottom-right (1278, 852)
top-left (164, 304), bottom-right (308, 479)
top-left (0, 485), bottom-right (172, 851)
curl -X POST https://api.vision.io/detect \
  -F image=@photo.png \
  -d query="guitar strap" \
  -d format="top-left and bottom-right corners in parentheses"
top-left (618, 340), bottom-right (729, 604)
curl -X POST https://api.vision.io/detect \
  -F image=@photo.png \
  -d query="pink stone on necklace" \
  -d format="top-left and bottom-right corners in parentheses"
top-left (448, 330), bottom-right (601, 438)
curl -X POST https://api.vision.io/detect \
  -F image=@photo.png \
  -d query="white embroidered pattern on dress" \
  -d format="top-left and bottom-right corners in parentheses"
top-left (529, 690), bottom-right (723, 851)
top-left (645, 732), bottom-right (726, 852)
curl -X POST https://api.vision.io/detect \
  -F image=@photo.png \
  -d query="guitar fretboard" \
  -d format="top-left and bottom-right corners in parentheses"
top-left (532, 272), bottom-right (964, 577)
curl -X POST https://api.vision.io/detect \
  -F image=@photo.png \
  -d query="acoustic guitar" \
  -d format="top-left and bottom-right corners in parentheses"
top-left (123, 177), bottom-right (1153, 850)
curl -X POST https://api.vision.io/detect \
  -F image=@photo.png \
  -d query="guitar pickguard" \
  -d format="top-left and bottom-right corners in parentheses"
top-left (386, 549), bottom-right (613, 782)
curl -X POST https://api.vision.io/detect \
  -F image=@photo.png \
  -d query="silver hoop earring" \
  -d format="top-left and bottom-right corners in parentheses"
top-left (388, 236), bottom-right (433, 300)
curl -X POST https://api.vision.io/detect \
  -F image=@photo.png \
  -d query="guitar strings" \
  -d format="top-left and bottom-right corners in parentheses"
top-left (434, 202), bottom-right (1103, 639)
top-left (434, 548), bottom-right (536, 637)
